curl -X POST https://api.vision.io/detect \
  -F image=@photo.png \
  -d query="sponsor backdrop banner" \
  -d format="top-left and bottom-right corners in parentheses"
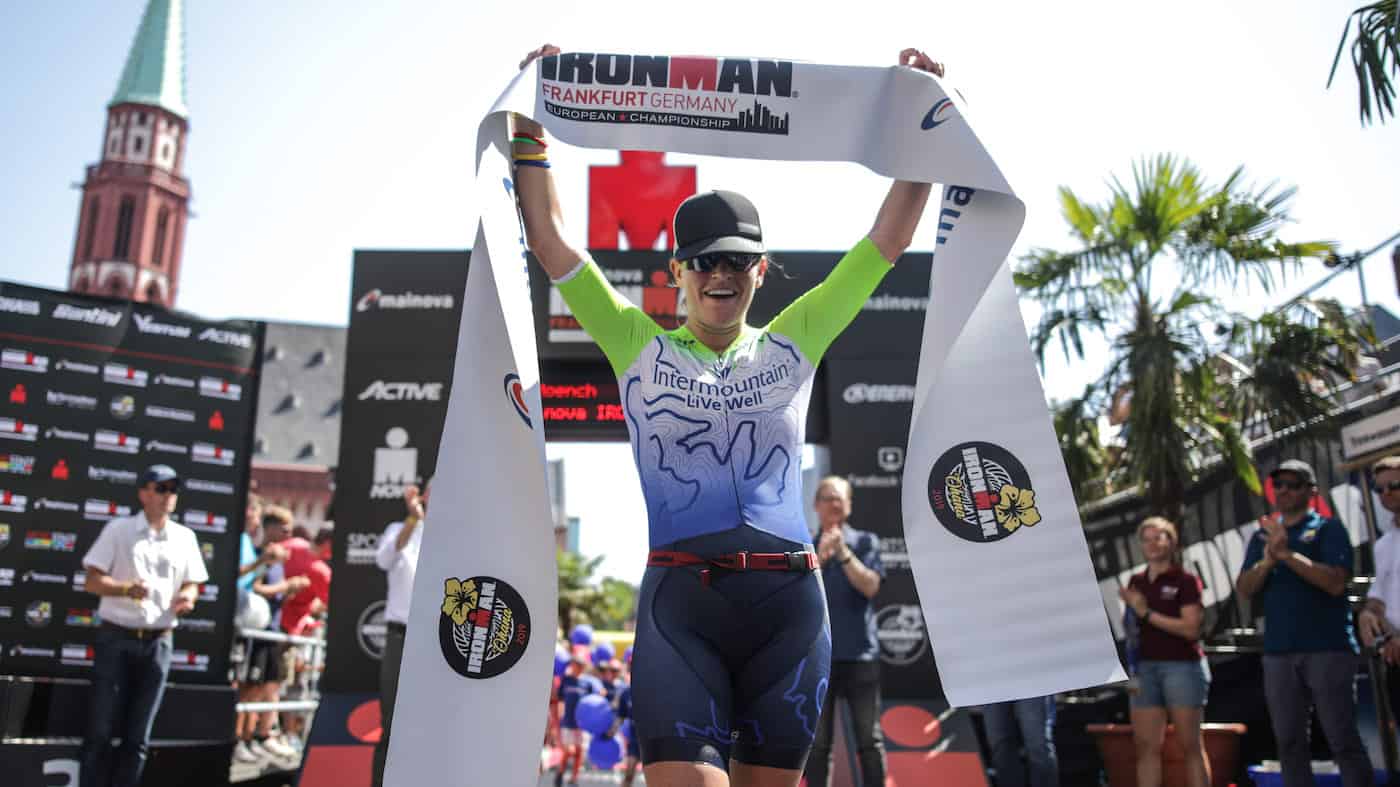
top-left (321, 251), bottom-right (469, 693)
top-left (0, 282), bottom-right (261, 684)
top-left (388, 52), bottom-right (1119, 784)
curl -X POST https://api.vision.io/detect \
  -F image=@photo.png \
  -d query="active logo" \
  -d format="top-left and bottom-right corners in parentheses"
top-left (357, 600), bottom-right (388, 660)
top-left (504, 374), bottom-right (530, 427)
top-left (438, 575), bottom-right (531, 679)
top-left (928, 441), bottom-right (1040, 543)
top-left (0, 295), bottom-right (40, 316)
top-left (358, 380), bottom-right (443, 402)
top-left (540, 53), bottom-right (795, 135)
top-left (198, 327), bottom-right (253, 348)
top-left (132, 313), bottom-right (191, 338)
top-left (370, 427), bottom-right (417, 499)
top-left (920, 97), bottom-right (955, 130)
top-left (53, 304), bottom-right (122, 327)
top-left (0, 417), bottom-right (38, 442)
top-left (26, 600), bottom-right (52, 628)
top-left (0, 453), bottom-right (35, 475)
top-left (876, 604), bottom-right (929, 666)
top-left (104, 362), bottom-right (148, 388)
top-left (356, 289), bottom-right (455, 312)
top-left (1, 348), bottom-right (49, 373)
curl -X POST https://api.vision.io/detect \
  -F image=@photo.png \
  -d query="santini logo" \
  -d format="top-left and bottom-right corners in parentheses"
top-left (356, 289), bottom-right (455, 312)
top-left (52, 304), bottom-right (122, 327)
top-left (132, 314), bottom-right (191, 338)
top-left (358, 381), bottom-right (443, 402)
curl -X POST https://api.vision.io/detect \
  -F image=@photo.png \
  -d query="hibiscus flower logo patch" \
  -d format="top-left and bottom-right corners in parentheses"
top-left (928, 442), bottom-right (1040, 543)
top-left (438, 575), bottom-right (531, 679)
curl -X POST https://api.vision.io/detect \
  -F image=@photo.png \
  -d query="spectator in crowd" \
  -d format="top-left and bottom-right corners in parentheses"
top-left (980, 696), bottom-right (1059, 787)
top-left (613, 658), bottom-right (641, 787)
top-left (79, 465), bottom-right (208, 787)
top-left (238, 507), bottom-right (308, 766)
top-left (1358, 454), bottom-right (1400, 781)
top-left (1237, 459), bottom-right (1371, 787)
top-left (1119, 517), bottom-right (1210, 787)
top-left (232, 494), bottom-right (291, 765)
top-left (805, 476), bottom-right (887, 787)
top-left (556, 656), bottom-right (594, 787)
top-left (372, 481), bottom-right (428, 787)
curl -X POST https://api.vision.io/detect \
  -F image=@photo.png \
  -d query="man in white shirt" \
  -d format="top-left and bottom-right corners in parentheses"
top-left (371, 479), bottom-right (428, 787)
top-left (1360, 454), bottom-right (1400, 781)
top-left (78, 464), bottom-right (209, 787)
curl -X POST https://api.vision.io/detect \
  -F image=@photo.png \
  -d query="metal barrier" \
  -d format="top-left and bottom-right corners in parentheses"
top-left (228, 625), bottom-right (327, 781)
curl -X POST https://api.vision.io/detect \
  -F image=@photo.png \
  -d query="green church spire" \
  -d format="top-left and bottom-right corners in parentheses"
top-left (109, 0), bottom-right (187, 119)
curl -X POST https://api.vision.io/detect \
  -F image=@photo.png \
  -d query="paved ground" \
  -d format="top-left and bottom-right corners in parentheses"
top-left (536, 768), bottom-right (646, 786)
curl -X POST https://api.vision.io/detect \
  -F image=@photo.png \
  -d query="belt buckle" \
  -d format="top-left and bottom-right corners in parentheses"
top-left (729, 551), bottom-right (749, 571)
top-left (787, 552), bottom-right (814, 571)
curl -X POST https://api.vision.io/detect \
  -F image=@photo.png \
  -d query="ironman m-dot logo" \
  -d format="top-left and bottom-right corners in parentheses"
top-left (438, 575), bottom-right (530, 679)
top-left (928, 441), bottom-right (1041, 543)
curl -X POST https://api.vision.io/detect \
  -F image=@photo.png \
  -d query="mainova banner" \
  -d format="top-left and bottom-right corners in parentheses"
top-left (387, 52), bottom-right (1119, 785)
top-left (0, 282), bottom-right (261, 684)
top-left (321, 251), bottom-right (468, 693)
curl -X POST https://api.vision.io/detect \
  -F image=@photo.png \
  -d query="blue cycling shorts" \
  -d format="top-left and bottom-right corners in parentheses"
top-left (630, 524), bottom-right (831, 771)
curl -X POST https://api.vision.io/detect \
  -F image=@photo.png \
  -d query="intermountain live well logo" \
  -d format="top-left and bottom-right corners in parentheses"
top-left (540, 53), bottom-right (796, 135)
top-left (438, 575), bottom-right (530, 679)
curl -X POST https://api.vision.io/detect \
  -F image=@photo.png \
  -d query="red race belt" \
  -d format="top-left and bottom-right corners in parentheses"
top-left (647, 549), bottom-right (818, 587)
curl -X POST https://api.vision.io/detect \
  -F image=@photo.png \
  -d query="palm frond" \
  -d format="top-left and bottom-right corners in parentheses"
top-left (1329, 1), bottom-right (1400, 125)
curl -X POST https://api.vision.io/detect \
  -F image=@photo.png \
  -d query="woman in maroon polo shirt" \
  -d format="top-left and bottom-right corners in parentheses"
top-left (1118, 517), bottom-right (1212, 787)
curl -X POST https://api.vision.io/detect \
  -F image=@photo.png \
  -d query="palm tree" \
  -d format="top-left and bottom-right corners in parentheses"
top-left (1329, 1), bottom-right (1399, 125)
top-left (556, 550), bottom-right (638, 633)
top-left (1015, 155), bottom-right (1360, 519)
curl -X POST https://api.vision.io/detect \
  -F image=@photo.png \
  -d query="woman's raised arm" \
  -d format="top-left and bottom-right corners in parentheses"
top-left (512, 44), bottom-right (588, 280)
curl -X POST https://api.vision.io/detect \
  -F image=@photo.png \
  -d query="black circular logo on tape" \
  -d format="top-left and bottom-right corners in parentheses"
top-left (928, 441), bottom-right (1040, 543)
top-left (438, 575), bottom-right (530, 679)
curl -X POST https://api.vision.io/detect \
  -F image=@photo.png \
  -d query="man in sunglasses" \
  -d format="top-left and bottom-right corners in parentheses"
top-left (1360, 455), bottom-right (1400, 780)
top-left (1237, 459), bottom-right (1371, 787)
top-left (79, 464), bottom-right (210, 787)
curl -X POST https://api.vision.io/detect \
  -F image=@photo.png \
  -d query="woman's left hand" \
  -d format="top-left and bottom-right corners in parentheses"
top-left (899, 48), bottom-right (944, 78)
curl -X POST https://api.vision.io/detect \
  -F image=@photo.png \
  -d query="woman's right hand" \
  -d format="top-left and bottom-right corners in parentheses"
top-left (514, 45), bottom-right (558, 139)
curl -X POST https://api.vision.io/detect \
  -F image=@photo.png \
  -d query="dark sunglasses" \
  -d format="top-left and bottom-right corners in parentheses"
top-left (1375, 480), bottom-right (1400, 494)
top-left (1272, 479), bottom-right (1311, 491)
top-left (151, 481), bottom-right (179, 495)
top-left (683, 253), bottom-right (763, 273)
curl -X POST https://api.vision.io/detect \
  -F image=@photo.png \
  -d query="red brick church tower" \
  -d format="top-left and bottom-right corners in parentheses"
top-left (68, 0), bottom-right (190, 308)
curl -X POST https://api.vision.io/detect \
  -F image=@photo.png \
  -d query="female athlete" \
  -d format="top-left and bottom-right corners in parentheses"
top-left (513, 43), bottom-right (943, 787)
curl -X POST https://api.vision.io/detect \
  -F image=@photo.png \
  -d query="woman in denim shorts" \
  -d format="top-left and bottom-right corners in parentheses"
top-left (1119, 517), bottom-right (1212, 787)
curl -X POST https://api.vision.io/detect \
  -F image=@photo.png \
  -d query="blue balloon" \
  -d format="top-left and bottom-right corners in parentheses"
top-left (592, 642), bottom-right (615, 665)
top-left (553, 646), bottom-right (569, 677)
top-left (576, 694), bottom-right (614, 736)
top-left (623, 646), bottom-right (633, 663)
top-left (588, 735), bottom-right (623, 770)
top-left (570, 624), bottom-right (594, 646)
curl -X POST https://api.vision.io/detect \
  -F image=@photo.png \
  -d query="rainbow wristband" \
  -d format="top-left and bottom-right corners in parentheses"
top-left (515, 159), bottom-right (551, 169)
top-left (513, 152), bottom-right (549, 161)
top-left (511, 134), bottom-right (547, 147)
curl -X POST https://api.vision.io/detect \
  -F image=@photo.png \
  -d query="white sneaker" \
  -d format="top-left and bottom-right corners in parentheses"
top-left (260, 735), bottom-right (299, 761)
top-left (232, 741), bottom-right (261, 764)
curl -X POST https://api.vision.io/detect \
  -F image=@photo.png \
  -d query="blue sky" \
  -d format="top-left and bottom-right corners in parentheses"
top-left (2, 1), bottom-right (1398, 582)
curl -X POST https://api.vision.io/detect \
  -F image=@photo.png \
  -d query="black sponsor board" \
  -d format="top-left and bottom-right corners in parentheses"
top-left (824, 359), bottom-right (947, 700)
top-left (0, 281), bottom-right (261, 684)
top-left (322, 251), bottom-right (469, 692)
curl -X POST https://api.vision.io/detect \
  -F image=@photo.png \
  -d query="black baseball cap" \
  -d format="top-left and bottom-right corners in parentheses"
top-left (140, 464), bottom-right (180, 487)
top-left (673, 190), bottom-right (765, 260)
